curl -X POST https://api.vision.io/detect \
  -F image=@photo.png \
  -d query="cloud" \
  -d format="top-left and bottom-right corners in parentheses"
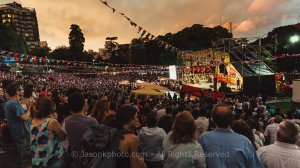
top-left (1, 0), bottom-right (300, 51)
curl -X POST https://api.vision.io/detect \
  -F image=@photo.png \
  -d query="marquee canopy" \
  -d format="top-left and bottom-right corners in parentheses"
top-left (130, 88), bottom-right (165, 98)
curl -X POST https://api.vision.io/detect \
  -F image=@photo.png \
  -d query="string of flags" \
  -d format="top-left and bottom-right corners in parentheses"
top-left (99, 0), bottom-right (296, 64)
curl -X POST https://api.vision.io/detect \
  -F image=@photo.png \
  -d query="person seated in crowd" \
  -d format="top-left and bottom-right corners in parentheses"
top-left (257, 120), bottom-right (300, 168)
top-left (163, 111), bottom-right (206, 168)
top-left (64, 92), bottom-right (98, 168)
top-left (231, 119), bottom-right (260, 149)
top-left (31, 97), bottom-right (69, 167)
top-left (138, 113), bottom-right (166, 168)
top-left (199, 103), bottom-right (263, 168)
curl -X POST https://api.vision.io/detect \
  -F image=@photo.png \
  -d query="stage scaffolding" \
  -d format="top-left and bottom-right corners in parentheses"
top-left (178, 37), bottom-right (275, 94)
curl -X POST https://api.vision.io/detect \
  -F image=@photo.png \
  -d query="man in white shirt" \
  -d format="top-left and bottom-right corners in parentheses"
top-left (156, 103), bottom-right (166, 121)
top-left (257, 120), bottom-right (300, 168)
top-left (195, 108), bottom-right (209, 140)
top-left (264, 115), bottom-right (283, 144)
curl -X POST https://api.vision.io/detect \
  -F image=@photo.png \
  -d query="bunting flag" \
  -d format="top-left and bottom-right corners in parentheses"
top-left (145, 33), bottom-right (151, 40)
top-left (140, 30), bottom-right (147, 37)
top-left (137, 26), bottom-right (142, 33)
top-left (165, 44), bottom-right (169, 50)
top-left (100, 0), bottom-right (107, 6)
top-left (150, 35), bottom-right (154, 40)
top-left (124, 16), bottom-right (130, 21)
top-left (130, 21), bottom-right (137, 27)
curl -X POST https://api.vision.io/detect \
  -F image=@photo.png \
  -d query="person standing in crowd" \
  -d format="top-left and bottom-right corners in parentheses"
top-left (264, 115), bottom-right (283, 145)
top-left (31, 97), bottom-right (69, 167)
top-left (199, 103), bottom-right (263, 168)
top-left (163, 111), bottom-right (206, 168)
top-left (194, 108), bottom-right (209, 140)
top-left (94, 105), bottom-right (146, 168)
top-left (19, 87), bottom-right (33, 111)
top-left (257, 120), bottom-right (300, 168)
top-left (156, 103), bottom-right (166, 121)
top-left (0, 88), bottom-right (6, 121)
top-left (64, 92), bottom-right (98, 168)
top-left (90, 99), bottom-right (110, 124)
top-left (138, 113), bottom-right (166, 168)
top-left (5, 83), bottom-right (32, 168)
top-left (158, 106), bottom-right (174, 134)
top-left (231, 120), bottom-right (260, 150)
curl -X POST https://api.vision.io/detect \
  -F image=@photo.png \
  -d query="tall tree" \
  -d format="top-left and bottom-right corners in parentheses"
top-left (48, 46), bottom-right (71, 62)
top-left (69, 24), bottom-right (85, 61)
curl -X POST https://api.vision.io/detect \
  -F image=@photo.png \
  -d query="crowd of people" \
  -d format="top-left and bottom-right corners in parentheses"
top-left (0, 72), bottom-right (300, 168)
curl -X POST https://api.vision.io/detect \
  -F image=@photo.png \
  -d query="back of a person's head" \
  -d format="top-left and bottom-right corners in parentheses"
top-left (25, 84), bottom-right (34, 89)
top-left (112, 106), bottom-right (137, 128)
top-left (191, 109), bottom-right (199, 118)
top-left (165, 107), bottom-right (173, 115)
top-left (232, 119), bottom-right (255, 143)
top-left (177, 106), bottom-right (185, 112)
top-left (68, 92), bottom-right (85, 113)
top-left (170, 111), bottom-right (196, 144)
top-left (6, 83), bottom-right (20, 97)
top-left (67, 88), bottom-right (82, 97)
top-left (109, 101), bottom-right (117, 111)
top-left (212, 103), bottom-right (233, 128)
top-left (23, 87), bottom-right (33, 98)
top-left (31, 97), bottom-right (54, 119)
top-left (245, 108), bottom-right (253, 117)
top-left (199, 108), bottom-right (207, 117)
top-left (292, 113), bottom-right (298, 119)
top-left (146, 113), bottom-right (157, 128)
top-left (92, 94), bottom-right (99, 100)
top-left (246, 118), bottom-right (256, 129)
top-left (277, 120), bottom-right (300, 144)
top-left (133, 99), bottom-right (138, 104)
top-left (274, 115), bottom-right (283, 124)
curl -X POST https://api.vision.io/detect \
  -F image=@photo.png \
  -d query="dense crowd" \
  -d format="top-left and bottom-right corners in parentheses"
top-left (0, 72), bottom-right (300, 168)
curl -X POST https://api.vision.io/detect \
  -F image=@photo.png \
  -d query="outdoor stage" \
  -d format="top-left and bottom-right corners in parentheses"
top-left (182, 82), bottom-right (232, 99)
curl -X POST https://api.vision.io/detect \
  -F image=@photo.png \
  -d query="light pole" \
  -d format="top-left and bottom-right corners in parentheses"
top-left (45, 56), bottom-right (48, 72)
top-left (290, 35), bottom-right (299, 78)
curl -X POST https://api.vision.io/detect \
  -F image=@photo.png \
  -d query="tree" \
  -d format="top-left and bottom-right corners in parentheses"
top-left (48, 46), bottom-right (71, 61)
top-left (27, 46), bottom-right (51, 58)
top-left (69, 24), bottom-right (85, 61)
top-left (0, 23), bottom-right (27, 53)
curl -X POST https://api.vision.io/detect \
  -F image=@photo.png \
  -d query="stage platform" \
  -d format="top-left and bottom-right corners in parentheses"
top-left (182, 82), bottom-right (226, 99)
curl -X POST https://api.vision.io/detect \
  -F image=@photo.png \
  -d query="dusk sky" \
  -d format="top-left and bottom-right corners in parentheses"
top-left (2, 0), bottom-right (300, 51)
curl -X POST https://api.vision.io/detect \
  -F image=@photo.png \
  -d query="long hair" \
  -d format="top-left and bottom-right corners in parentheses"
top-left (31, 97), bottom-right (55, 119)
top-left (231, 119), bottom-right (257, 150)
top-left (91, 99), bottom-right (110, 124)
top-left (169, 111), bottom-right (196, 144)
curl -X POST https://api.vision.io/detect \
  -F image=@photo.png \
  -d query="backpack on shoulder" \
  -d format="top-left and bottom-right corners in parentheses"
top-left (81, 124), bottom-right (131, 168)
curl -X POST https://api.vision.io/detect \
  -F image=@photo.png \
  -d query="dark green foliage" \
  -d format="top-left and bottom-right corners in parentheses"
top-left (69, 24), bottom-right (85, 61)
top-left (128, 24), bottom-right (232, 65)
top-left (27, 46), bottom-right (51, 58)
top-left (0, 23), bottom-right (27, 53)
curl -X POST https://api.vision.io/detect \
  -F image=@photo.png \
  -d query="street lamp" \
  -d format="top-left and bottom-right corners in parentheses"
top-left (290, 35), bottom-right (299, 43)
